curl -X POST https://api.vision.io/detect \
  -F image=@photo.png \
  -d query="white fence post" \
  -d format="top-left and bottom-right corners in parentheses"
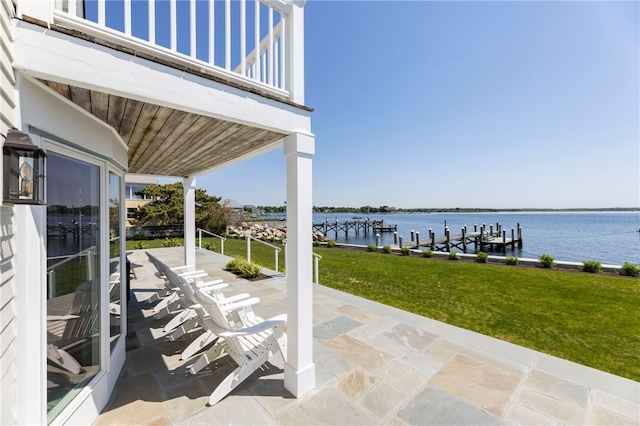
top-left (314, 255), bottom-right (319, 284)
top-left (246, 235), bottom-right (251, 263)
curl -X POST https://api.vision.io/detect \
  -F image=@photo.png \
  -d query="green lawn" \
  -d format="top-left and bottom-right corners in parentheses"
top-left (313, 247), bottom-right (640, 382)
top-left (128, 238), bottom-right (640, 381)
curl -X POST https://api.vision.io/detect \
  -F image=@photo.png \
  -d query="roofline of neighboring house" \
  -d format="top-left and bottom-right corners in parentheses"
top-left (125, 174), bottom-right (160, 185)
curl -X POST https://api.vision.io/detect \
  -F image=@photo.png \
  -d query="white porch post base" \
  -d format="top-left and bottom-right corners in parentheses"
top-left (284, 362), bottom-right (316, 398)
top-left (283, 132), bottom-right (316, 399)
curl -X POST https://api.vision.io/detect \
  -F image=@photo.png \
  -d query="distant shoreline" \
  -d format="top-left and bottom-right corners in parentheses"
top-left (310, 207), bottom-right (640, 214)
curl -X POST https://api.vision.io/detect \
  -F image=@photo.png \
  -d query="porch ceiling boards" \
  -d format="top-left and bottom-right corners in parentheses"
top-left (39, 79), bottom-right (287, 177)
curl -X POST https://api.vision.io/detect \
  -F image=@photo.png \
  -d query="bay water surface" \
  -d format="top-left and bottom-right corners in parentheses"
top-left (313, 212), bottom-right (640, 266)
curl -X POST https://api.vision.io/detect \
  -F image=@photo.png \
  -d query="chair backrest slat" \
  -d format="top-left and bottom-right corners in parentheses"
top-left (62, 280), bottom-right (99, 341)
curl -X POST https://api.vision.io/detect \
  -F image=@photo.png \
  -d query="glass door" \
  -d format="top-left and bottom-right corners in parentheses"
top-left (46, 152), bottom-right (101, 422)
top-left (109, 172), bottom-right (123, 350)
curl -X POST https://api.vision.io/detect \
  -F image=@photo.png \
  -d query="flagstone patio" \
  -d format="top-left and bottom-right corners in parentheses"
top-left (94, 247), bottom-right (639, 425)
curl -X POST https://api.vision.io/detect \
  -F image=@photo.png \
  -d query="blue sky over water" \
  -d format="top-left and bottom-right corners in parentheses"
top-left (152, 1), bottom-right (639, 209)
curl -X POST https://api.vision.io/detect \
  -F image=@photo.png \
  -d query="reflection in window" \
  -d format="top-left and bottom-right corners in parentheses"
top-left (46, 153), bottom-right (100, 423)
top-left (125, 184), bottom-right (153, 200)
top-left (109, 173), bottom-right (122, 350)
top-left (126, 207), bottom-right (138, 219)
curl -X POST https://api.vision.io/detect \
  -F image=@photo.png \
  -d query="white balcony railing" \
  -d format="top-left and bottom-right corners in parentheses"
top-left (46, 0), bottom-right (302, 101)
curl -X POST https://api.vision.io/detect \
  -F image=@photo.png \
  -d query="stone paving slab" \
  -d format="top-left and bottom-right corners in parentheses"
top-left (94, 248), bottom-right (640, 426)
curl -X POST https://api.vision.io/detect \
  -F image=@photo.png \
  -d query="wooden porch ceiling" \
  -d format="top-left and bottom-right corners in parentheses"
top-left (39, 79), bottom-right (287, 177)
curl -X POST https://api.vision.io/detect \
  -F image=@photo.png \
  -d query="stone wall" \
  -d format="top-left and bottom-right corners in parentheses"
top-left (227, 222), bottom-right (327, 242)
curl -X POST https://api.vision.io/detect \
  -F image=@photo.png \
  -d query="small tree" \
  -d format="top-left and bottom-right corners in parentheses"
top-left (133, 183), bottom-right (239, 234)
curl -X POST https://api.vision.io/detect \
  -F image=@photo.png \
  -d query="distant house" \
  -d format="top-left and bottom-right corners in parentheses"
top-left (125, 174), bottom-right (159, 226)
top-left (220, 198), bottom-right (244, 212)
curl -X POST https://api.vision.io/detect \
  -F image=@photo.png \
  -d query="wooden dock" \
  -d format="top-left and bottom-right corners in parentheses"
top-left (313, 219), bottom-right (397, 238)
top-left (47, 222), bottom-right (98, 240)
top-left (397, 223), bottom-right (523, 253)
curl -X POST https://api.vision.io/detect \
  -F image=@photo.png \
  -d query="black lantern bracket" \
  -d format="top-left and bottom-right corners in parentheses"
top-left (3, 128), bottom-right (47, 205)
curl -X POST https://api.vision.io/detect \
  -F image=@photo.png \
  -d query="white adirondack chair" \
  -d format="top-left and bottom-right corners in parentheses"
top-left (144, 251), bottom-right (211, 313)
top-left (190, 286), bottom-right (287, 406)
top-left (47, 280), bottom-right (99, 374)
top-left (150, 253), bottom-right (251, 360)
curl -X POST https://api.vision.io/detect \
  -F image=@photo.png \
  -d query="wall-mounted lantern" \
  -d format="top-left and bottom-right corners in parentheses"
top-left (3, 128), bottom-right (46, 205)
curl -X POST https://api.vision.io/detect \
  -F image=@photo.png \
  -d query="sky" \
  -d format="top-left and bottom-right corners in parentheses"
top-left (170, 1), bottom-right (639, 209)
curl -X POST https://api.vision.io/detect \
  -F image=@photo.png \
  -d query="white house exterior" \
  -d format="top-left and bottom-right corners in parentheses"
top-left (0, 0), bottom-right (315, 424)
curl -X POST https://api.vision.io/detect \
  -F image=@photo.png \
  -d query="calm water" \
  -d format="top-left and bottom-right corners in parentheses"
top-left (313, 212), bottom-right (640, 266)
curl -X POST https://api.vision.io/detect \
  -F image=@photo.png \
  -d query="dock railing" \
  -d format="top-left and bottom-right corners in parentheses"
top-left (30, 0), bottom-right (306, 102)
top-left (197, 228), bottom-right (226, 255)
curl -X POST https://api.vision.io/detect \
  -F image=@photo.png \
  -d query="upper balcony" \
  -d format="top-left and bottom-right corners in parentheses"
top-left (17, 0), bottom-right (306, 105)
top-left (12, 0), bottom-right (310, 177)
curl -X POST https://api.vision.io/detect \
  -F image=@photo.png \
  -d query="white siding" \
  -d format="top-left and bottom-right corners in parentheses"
top-left (0, 207), bottom-right (16, 426)
top-left (0, 1), bottom-right (17, 424)
top-left (0, 0), bottom-right (16, 136)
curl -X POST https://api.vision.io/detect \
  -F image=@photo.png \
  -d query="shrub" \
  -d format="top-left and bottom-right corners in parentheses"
top-left (225, 257), bottom-right (245, 272)
top-left (367, 244), bottom-right (377, 252)
top-left (400, 246), bottom-right (411, 256)
top-left (422, 249), bottom-right (434, 258)
top-left (225, 257), bottom-right (262, 278)
top-left (581, 260), bottom-right (602, 274)
top-left (506, 256), bottom-right (519, 266)
top-left (132, 233), bottom-right (147, 241)
top-left (162, 238), bottom-right (181, 247)
top-left (620, 261), bottom-right (640, 277)
top-left (133, 241), bottom-right (148, 249)
top-left (448, 251), bottom-right (460, 260)
top-left (383, 245), bottom-right (392, 254)
top-left (539, 254), bottom-right (555, 268)
top-left (201, 241), bottom-right (216, 251)
top-left (327, 239), bottom-right (336, 248)
top-left (237, 261), bottom-right (262, 278)
top-left (476, 252), bottom-right (489, 263)
top-left (313, 240), bottom-right (321, 247)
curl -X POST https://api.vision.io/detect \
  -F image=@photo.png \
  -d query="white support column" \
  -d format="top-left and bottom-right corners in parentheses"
top-left (183, 177), bottom-right (196, 268)
top-left (285, 0), bottom-right (306, 104)
top-left (15, 205), bottom-right (47, 425)
top-left (283, 132), bottom-right (315, 398)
